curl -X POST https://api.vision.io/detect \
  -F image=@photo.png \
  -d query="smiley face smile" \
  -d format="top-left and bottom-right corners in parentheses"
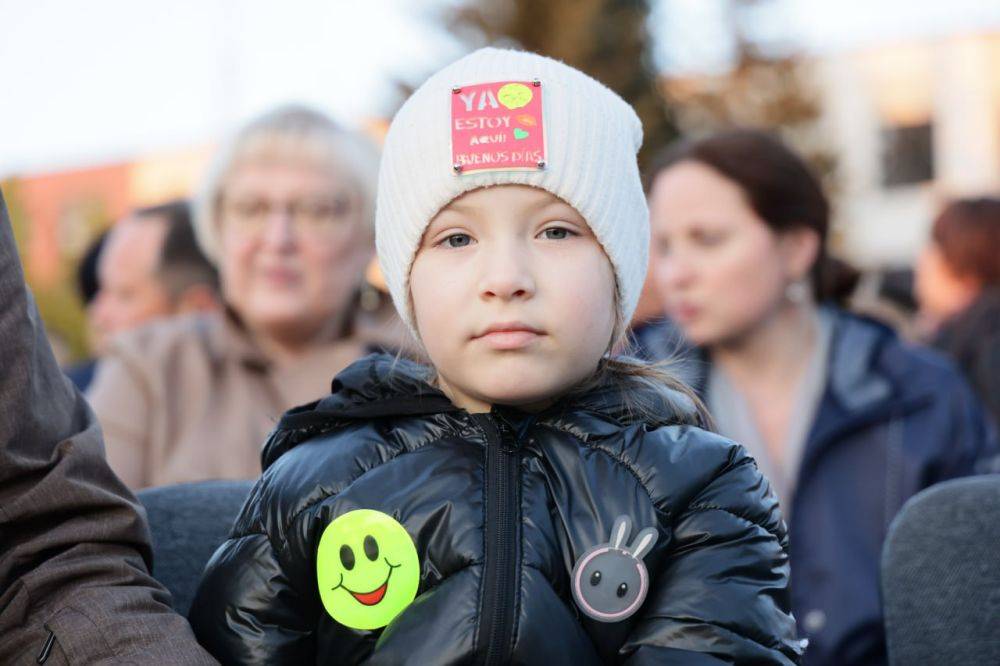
top-left (334, 560), bottom-right (399, 606)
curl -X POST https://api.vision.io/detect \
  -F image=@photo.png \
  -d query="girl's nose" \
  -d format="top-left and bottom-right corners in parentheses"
top-left (478, 243), bottom-right (536, 301)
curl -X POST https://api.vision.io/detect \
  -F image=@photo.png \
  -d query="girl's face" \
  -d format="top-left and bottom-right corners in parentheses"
top-left (217, 158), bottom-right (373, 343)
top-left (648, 161), bottom-right (817, 347)
top-left (409, 185), bottom-right (617, 413)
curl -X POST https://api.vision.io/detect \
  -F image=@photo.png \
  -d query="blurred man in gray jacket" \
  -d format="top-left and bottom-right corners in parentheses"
top-left (0, 191), bottom-right (215, 664)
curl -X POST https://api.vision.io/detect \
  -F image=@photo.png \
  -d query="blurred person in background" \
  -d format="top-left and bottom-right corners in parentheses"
top-left (848, 266), bottom-right (920, 341)
top-left (91, 200), bottom-right (220, 347)
top-left (915, 197), bottom-right (1000, 427)
top-left (63, 228), bottom-right (108, 390)
top-left (67, 202), bottom-right (221, 391)
top-left (87, 105), bottom-right (399, 490)
top-left (642, 129), bottom-right (997, 666)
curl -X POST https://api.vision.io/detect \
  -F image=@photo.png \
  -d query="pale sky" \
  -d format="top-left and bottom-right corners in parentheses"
top-left (2, 0), bottom-right (998, 177)
top-left (0, 0), bottom-right (464, 176)
top-left (652, 0), bottom-right (1000, 72)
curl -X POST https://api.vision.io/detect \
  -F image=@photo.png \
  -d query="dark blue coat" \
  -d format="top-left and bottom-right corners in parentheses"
top-left (633, 309), bottom-right (998, 666)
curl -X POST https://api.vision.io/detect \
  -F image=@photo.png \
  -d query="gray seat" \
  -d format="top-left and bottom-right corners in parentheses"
top-left (138, 479), bottom-right (254, 616)
top-left (881, 475), bottom-right (1000, 665)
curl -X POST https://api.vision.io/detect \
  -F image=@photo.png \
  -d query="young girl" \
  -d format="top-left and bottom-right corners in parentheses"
top-left (190, 48), bottom-right (804, 664)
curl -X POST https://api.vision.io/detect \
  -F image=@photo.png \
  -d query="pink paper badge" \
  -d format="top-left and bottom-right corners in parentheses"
top-left (451, 80), bottom-right (546, 174)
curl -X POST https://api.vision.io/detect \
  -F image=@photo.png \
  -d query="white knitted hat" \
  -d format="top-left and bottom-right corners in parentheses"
top-left (376, 47), bottom-right (649, 333)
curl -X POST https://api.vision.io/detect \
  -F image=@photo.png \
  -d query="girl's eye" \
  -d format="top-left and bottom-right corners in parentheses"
top-left (541, 227), bottom-right (575, 240)
top-left (442, 233), bottom-right (472, 248)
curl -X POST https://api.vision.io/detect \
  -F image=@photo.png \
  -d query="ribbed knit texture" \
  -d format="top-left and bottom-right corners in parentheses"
top-left (375, 48), bottom-right (649, 333)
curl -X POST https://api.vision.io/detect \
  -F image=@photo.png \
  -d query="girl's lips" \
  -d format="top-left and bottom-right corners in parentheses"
top-left (477, 330), bottom-right (542, 350)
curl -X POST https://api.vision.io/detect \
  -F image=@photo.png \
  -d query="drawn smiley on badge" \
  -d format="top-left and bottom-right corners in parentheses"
top-left (317, 509), bottom-right (419, 630)
top-left (497, 82), bottom-right (533, 110)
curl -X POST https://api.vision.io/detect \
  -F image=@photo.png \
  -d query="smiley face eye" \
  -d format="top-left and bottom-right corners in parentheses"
top-left (364, 535), bottom-right (379, 561)
top-left (616, 582), bottom-right (628, 598)
top-left (590, 570), bottom-right (602, 586)
top-left (340, 544), bottom-right (355, 570)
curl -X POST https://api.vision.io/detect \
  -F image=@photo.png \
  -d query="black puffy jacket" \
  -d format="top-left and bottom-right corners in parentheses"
top-left (190, 354), bottom-right (804, 664)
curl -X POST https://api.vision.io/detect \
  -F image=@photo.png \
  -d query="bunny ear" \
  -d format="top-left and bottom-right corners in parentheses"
top-left (610, 515), bottom-right (632, 549)
top-left (628, 527), bottom-right (659, 560)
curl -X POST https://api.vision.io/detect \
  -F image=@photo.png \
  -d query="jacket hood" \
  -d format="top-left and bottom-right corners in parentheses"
top-left (261, 353), bottom-right (704, 469)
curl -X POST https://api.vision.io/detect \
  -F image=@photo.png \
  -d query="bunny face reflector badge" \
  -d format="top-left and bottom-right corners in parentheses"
top-left (571, 515), bottom-right (658, 622)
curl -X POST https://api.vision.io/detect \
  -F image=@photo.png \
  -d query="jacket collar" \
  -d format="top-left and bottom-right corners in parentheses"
top-left (200, 307), bottom-right (267, 371)
top-left (821, 306), bottom-right (894, 413)
top-left (643, 309), bottom-right (934, 492)
top-left (207, 303), bottom-right (389, 374)
top-left (683, 307), bottom-right (897, 416)
top-left (262, 353), bottom-right (703, 468)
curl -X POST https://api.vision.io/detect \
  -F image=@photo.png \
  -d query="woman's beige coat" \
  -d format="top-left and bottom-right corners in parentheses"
top-left (87, 309), bottom-right (394, 489)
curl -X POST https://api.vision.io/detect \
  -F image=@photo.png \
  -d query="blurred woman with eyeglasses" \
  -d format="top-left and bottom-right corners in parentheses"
top-left (88, 106), bottom-right (406, 489)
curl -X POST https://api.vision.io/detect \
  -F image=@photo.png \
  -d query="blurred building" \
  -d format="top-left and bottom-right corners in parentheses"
top-left (6, 145), bottom-right (213, 288)
top-left (1, 145), bottom-right (213, 359)
top-left (817, 31), bottom-right (1000, 268)
top-left (661, 29), bottom-right (1000, 271)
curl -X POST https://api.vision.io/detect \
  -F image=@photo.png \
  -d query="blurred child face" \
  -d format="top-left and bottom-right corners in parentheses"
top-left (217, 158), bottom-right (372, 345)
top-left (409, 185), bottom-right (617, 413)
top-left (648, 161), bottom-right (817, 348)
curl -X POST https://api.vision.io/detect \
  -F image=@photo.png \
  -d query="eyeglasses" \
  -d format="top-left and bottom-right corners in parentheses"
top-left (220, 195), bottom-right (355, 235)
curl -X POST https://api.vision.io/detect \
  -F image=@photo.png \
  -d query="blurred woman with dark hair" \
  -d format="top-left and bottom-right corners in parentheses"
top-left (642, 129), bottom-right (997, 666)
top-left (916, 197), bottom-right (1000, 426)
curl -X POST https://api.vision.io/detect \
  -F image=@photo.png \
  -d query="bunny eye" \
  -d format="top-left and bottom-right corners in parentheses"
top-left (616, 582), bottom-right (628, 598)
top-left (590, 570), bottom-right (602, 586)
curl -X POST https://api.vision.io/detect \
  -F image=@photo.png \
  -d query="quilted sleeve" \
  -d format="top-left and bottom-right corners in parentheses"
top-left (188, 493), bottom-right (318, 665)
top-left (620, 442), bottom-right (805, 665)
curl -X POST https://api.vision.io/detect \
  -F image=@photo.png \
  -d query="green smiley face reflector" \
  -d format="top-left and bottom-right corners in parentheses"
top-left (317, 509), bottom-right (420, 630)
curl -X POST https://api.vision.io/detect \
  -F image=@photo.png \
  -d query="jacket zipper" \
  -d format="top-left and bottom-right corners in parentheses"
top-left (474, 413), bottom-right (521, 666)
